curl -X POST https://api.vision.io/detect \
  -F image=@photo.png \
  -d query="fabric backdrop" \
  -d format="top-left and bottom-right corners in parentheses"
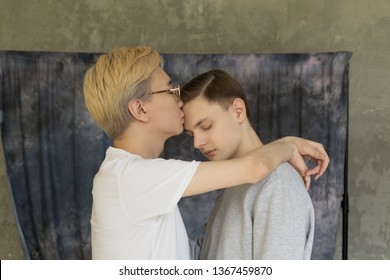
top-left (0, 51), bottom-right (351, 259)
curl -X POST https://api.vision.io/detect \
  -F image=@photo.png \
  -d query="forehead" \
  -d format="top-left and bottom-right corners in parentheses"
top-left (183, 96), bottom-right (226, 128)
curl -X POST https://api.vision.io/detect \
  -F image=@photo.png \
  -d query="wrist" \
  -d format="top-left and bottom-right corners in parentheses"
top-left (283, 136), bottom-right (297, 143)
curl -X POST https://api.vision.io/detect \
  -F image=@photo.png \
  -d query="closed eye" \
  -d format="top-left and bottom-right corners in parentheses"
top-left (202, 124), bottom-right (212, 130)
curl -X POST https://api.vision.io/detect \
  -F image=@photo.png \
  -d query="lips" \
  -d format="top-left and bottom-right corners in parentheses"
top-left (203, 149), bottom-right (216, 157)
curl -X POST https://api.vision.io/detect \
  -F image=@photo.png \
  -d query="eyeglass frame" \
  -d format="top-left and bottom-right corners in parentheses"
top-left (150, 84), bottom-right (181, 100)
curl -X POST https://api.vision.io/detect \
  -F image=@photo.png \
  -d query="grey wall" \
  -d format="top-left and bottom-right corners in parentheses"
top-left (0, 0), bottom-right (389, 259)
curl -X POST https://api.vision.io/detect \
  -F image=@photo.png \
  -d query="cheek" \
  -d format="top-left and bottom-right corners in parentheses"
top-left (217, 121), bottom-right (241, 145)
top-left (209, 123), bottom-right (232, 145)
top-left (153, 105), bottom-right (180, 127)
top-left (165, 102), bottom-right (181, 117)
top-left (217, 118), bottom-right (239, 135)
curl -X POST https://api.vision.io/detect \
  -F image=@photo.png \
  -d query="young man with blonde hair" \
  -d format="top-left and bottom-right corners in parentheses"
top-left (182, 69), bottom-right (317, 259)
top-left (83, 47), bottom-right (329, 259)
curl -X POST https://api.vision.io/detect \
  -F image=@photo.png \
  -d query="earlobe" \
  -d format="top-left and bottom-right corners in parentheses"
top-left (128, 100), bottom-right (149, 122)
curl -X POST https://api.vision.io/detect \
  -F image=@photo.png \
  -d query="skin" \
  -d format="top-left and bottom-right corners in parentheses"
top-left (183, 95), bottom-right (319, 189)
top-left (114, 67), bottom-right (185, 159)
top-left (183, 96), bottom-right (258, 161)
top-left (115, 67), bottom-right (328, 196)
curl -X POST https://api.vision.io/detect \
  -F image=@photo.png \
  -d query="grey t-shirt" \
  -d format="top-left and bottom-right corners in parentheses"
top-left (200, 162), bottom-right (315, 260)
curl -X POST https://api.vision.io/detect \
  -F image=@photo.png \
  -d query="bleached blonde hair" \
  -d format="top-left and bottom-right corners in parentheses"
top-left (83, 46), bottom-right (162, 139)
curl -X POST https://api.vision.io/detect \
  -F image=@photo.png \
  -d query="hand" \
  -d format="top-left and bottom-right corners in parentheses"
top-left (288, 147), bottom-right (311, 190)
top-left (282, 136), bottom-right (330, 180)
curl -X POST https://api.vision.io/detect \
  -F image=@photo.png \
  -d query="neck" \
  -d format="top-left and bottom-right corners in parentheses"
top-left (232, 122), bottom-right (263, 159)
top-left (113, 127), bottom-right (166, 159)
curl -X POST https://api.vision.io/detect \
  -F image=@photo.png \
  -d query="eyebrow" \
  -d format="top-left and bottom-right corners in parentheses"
top-left (194, 117), bottom-right (209, 128)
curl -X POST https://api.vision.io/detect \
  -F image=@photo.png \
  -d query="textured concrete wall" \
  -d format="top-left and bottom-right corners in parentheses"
top-left (0, 139), bottom-right (24, 259)
top-left (0, 0), bottom-right (389, 259)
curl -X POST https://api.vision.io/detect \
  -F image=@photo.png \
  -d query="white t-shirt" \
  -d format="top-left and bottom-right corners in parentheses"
top-left (90, 147), bottom-right (200, 260)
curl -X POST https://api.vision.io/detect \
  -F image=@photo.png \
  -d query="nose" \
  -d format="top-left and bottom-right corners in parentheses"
top-left (193, 132), bottom-right (206, 150)
top-left (178, 98), bottom-right (183, 108)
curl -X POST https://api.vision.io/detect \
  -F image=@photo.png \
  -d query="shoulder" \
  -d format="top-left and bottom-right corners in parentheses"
top-left (255, 163), bottom-right (308, 196)
top-left (105, 148), bottom-right (200, 182)
top-left (273, 162), bottom-right (303, 181)
top-left (105, 146), bottom-right (199, 170)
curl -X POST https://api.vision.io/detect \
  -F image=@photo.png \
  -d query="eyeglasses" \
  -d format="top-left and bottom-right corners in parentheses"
top-left (151, 84), bottom-right (181, 101)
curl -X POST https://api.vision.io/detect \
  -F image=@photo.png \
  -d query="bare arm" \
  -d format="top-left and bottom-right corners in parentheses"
top-left (183, 142), bottom-right (296, 197)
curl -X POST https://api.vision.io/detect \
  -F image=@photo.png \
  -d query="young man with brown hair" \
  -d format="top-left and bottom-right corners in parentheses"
top-left (182, 69), bottom-right (318, 259)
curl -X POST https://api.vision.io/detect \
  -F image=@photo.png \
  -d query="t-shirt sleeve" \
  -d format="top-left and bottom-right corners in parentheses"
top-left (118, 158), bottom-right (200, 221)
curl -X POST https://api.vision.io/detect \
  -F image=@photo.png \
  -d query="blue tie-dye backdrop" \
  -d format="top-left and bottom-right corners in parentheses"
top-left (0, 51), bottom-right (351, 259)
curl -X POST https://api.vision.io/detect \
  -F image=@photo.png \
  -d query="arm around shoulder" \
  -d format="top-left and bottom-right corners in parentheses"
top-left (183, 142), bottom-right (296, 197)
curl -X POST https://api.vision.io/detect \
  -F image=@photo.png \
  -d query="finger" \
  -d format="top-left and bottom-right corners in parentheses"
top-left (303, 175), bottom-right (311, 190)
top-left (306, 162), bottom-right (327, 181)
top-left (315, 163), bottom-right (325, 180)
top-left (306, 164), bottom-right (321, 176)
top-left (306, 153), bottom-right (330, 178)
top-left (311, 148), bottom-right (326, 161)
top-left (318, 156), bottom-right (330, 176)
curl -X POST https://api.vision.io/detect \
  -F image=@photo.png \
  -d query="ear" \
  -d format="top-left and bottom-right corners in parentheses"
top-left (231, 98), bottom-right (247, 123)
top-left (128, 99), bottom-right (149, 122)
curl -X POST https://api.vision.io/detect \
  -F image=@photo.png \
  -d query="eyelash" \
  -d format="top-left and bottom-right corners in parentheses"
top-left (186, 124), bottom-right (212, 137)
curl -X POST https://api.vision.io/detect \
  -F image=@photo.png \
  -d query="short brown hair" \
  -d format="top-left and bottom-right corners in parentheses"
top-left (181, 69), bottom-right (251, 120)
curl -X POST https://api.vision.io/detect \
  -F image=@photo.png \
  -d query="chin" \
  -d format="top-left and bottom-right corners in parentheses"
top-left (175, 126), bottom-right (184, 135)
top-left (214, 154), bottom-right (230, 161)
